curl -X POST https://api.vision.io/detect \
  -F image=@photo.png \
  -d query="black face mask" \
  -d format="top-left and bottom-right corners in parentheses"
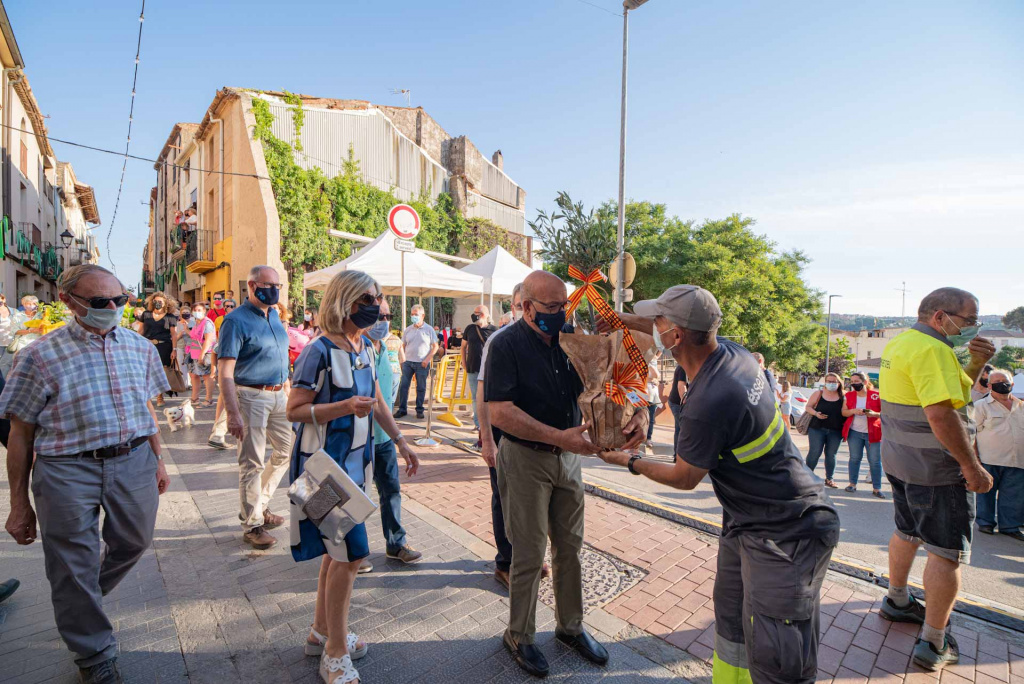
top-left (533, 310), bottom-right (566, 335)
top-left (350, 304), bottom-right (380, 330)
top-left (153, 300), bottom-right (165, 310)
top-left (979, 377), bottom-right (989, 388)
top-left (991, 381), bottom-right (1013, 395)
top-left (851, 383), bottom-right (864, 392)
top-left (255, 285), bottom-right (280, 306)
top-left (471, 313), bottom-right (481, 323)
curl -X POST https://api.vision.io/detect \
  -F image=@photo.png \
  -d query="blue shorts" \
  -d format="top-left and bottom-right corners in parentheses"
top-left (887, 474), bottom-right (974, 565)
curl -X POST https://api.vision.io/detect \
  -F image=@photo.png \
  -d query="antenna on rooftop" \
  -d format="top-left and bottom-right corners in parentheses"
top-left (389, 88), bottom-right (411, 107)
top-left (894, 281), bottom-right (911, 319)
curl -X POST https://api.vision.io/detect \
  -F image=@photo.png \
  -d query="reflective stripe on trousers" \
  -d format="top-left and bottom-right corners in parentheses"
top-left (713, 632), bottom-right (753, 683)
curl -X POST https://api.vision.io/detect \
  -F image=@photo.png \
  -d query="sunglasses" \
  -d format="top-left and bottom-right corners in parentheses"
top-left (224, 303), bottom-right (236, 309)
top-left (72, 292), bottom-right (130, 309)
top-left (356, 293), bottom-right (384, 307)
top-left (378, 313), bottom-right (394, 322)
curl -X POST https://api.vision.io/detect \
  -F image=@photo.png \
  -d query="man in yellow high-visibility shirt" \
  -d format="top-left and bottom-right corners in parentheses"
top-left (878, 287), bottom-right (994, 673)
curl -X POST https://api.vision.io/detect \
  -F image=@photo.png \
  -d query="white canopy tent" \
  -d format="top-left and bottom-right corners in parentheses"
top-left (460, 245), bottom-right (535, 312)
top-left (304, 230), bottom-right (485, 323)
top-left (1013, 372), bottom-right (1024, 399)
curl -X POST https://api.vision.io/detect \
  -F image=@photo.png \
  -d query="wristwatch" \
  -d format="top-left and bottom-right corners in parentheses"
top-left (627, 453), bottom-right (642, 475)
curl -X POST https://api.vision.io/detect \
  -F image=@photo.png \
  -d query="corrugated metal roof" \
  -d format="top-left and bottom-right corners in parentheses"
top-left (265, 101), bottom-right (448, 201)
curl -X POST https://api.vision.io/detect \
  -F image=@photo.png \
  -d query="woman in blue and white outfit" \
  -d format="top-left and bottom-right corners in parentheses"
top-left (287, 270), bottom-right (420, 684)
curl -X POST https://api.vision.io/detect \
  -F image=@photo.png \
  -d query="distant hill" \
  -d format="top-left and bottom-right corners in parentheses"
top-left (823, 314), bottom-right (1004, 332)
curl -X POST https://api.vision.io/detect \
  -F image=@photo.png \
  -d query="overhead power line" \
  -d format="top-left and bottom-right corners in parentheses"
top-left (573, 0), bottom-right (623, 17)
top-left (105, 0), bottom-right (146, 274)
top-left (0, 123), bottom-right (271, 180)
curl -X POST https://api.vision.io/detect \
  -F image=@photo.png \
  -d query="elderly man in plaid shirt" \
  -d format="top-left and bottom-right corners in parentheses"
top-left (1, 264), bottom-right (171, 684)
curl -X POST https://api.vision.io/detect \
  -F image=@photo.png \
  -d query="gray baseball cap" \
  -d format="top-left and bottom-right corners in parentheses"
top-left (633, 285), bottom-right (722, 332)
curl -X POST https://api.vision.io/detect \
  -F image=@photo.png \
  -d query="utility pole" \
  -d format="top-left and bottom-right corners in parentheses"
top-left (825, 294), bottom-right (842, 378)
top-left (894, 281), bottom-right (908, 320)
top-left (615, 0), bottom-right (652, 312)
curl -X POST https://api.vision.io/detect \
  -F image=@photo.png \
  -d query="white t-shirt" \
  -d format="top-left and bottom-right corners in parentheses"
top-left (852, 395), bottom-right (868, 433)
top-left (975, 395), bottom-right (1024, 468)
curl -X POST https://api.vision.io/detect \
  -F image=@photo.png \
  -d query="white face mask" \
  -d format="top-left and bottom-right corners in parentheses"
top-left (194, 310), bottom-right (206, 320)
top-left (825, 382), bottom-right (839, 391)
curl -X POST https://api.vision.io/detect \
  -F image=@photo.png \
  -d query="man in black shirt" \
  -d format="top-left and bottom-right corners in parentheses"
top-left (461, 304), bottom-right (496, 431)
top-left (598, 285), bottom-right (840, 684)
top-left (667, 364), bottom-right (688, 461)
top-left (486, 270), bottom-right (645, 678)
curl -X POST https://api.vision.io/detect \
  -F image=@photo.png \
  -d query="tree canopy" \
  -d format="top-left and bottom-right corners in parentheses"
top-left (1002, 306), bottom-right (1024, 332)
top-left (531, 193), bottom-right (827, 372)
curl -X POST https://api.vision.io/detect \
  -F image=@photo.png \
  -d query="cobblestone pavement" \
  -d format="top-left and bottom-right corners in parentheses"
top-left (1, 402), bottom-right (1022, 684)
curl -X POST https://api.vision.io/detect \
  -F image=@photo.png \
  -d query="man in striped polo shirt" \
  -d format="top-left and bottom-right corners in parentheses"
top-left (878, 287), bottom-right (995, 672)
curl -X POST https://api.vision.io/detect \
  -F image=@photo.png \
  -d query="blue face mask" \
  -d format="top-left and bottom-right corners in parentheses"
top-left (367, 319), bottom-right (390, 341)
top-left (255, 285), bottom-right (280, 306)
top-left (81, 305), bottom-right (125, 332)
top-left (653, 326), bottom-right (679, 353)
top-left (410, 315), bottom-right (422, 324)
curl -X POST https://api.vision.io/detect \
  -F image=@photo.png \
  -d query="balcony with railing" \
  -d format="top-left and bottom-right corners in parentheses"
top-left (11, 222), bottom-right (62, 281)
top-left (185, 228), bottom-right (216, 273)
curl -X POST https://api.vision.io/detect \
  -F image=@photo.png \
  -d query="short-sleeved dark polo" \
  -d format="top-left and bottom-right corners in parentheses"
top-left (668, 365), bottom-right (688, 405)
top-left (483, 318), bottom-right (582, 434)
top-left (217, 300), bottom-right (290, 386)
top-left (675, 338), bottom-right (839, 542)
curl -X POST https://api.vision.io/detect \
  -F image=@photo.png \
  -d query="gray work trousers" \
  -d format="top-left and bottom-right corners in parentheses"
top-left (713, 533), bottom-right (835, 684)
top-left (32, 443), bottom-right (159, 668)
top-left (496, 438), bottom-right (585, 645)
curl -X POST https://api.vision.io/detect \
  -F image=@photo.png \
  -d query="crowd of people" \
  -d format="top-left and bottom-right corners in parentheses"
top-left (0, 260), bottom-right (1021, 684)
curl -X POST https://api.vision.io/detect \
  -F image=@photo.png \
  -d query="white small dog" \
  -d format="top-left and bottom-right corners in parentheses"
top-left (164, 400), bottom-right (195, 432)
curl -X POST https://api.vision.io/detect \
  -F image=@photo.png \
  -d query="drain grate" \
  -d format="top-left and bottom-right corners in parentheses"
top-left (537, 543), bottom-right (647, 613)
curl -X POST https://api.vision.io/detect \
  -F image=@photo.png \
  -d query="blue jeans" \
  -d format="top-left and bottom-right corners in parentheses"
top-left (976, 463), bottom-right (1024, 534)
top-left (372, 440), bottom-right (407, 554)
top-left (467, 371), bottom-right (480, 430)
top-left (847, 430), bottom-right (882, 490)
top-left (398, 360), bottom-right (429, 413)
top-left (646, 404), bottom-right (657, 440)
top-left (806, 427), bottom-right (841, 480)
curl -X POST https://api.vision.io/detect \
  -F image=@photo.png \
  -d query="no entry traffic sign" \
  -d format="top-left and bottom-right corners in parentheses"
top-left (388, 204), bottom-right (421, 240)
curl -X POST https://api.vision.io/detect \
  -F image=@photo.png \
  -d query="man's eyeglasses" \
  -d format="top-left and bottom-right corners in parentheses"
top-left (944, 311), bottom-right (979, 327)
top-left (378, 313), bottom-right (394, 322)
top-left (528, 298), bottom-right (569, 313)
top-left (71, 292), bottom-right (130, 309)
top-left (356, 293), bottom-right (384, 307)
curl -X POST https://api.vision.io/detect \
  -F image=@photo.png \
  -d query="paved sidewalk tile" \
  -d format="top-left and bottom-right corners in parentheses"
top-left (0, 406), bottom-right (691, 683)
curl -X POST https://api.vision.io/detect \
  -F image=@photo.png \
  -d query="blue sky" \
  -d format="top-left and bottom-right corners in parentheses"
top-left (9, 0), bottom-right (1023, 316)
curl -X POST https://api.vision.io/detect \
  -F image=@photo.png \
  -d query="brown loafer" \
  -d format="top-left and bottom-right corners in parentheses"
top-left (494, 569), bottom-right (510, 590)
top-left (263, 509), bottom-right (285, 528)
top-left (243, 526), bottom-right (276, 549)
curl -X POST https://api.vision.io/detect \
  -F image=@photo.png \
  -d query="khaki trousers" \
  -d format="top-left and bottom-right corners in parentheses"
top-left (236, 386), bottom-right (293, 531)
top-left (497, 438), bottom-right (585, 644)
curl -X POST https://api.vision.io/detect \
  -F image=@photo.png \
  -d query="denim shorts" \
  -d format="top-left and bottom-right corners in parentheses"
top-left (887, 474), bottom-right (975, 565)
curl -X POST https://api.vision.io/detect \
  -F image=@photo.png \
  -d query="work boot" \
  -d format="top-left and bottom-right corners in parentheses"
top-left (244, 527), bottom-right (277, 550)
top-left (263, 509), bottom-right (285, 529)
top-left (79, 658), bottom-right (123, 684)
top-left (880, 593), bottom-right (926, 624)
top-left (912, 633), bottom-right (959, 671)
top-left (386, 545), bottom-right (423, 564)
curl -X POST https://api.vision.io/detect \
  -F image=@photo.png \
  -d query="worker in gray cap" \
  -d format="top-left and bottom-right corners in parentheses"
top-left (598, 285), bottom-right (840, 684)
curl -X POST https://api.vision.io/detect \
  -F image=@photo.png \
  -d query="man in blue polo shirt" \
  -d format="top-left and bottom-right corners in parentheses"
top-left (218, 265), bottom-right (293, 550)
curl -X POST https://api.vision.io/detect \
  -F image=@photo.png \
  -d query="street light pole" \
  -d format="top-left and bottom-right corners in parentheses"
top-left (615, 0), bottom-right (651, 312)
top-left (825, 294), bottom-right (842, 378)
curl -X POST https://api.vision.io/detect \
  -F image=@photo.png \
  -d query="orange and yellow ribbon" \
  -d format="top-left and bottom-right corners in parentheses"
top-left (604, 362), bottom-right (650, 407)
top-left (566, 264), bottom-right (649, 398)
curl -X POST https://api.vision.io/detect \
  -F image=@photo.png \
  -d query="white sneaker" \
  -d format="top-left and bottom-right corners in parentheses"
top-left (320, 653), bottom-right (359, 684)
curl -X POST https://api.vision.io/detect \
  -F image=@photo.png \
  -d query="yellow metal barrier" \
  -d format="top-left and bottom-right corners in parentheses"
top-left (432, 353), bottom-right (474, 427)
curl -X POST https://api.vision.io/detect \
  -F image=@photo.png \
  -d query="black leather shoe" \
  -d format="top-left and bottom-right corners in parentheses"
top-left (556, 629), bottom-right (609, 666)
top-left (0, 578), bottom-right (20, 604)
top-left (504, 631), bottom-right (549, 678)
top-left (393, 409), bottom-right (408, 419)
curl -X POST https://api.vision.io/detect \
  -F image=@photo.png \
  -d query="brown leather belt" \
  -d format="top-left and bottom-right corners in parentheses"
top-left (504, 434), bottom-right (563, 456)
top-left (51, 436), bottom-right (150, 460)
top-left (239, 383), bottom-right (285, 392)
